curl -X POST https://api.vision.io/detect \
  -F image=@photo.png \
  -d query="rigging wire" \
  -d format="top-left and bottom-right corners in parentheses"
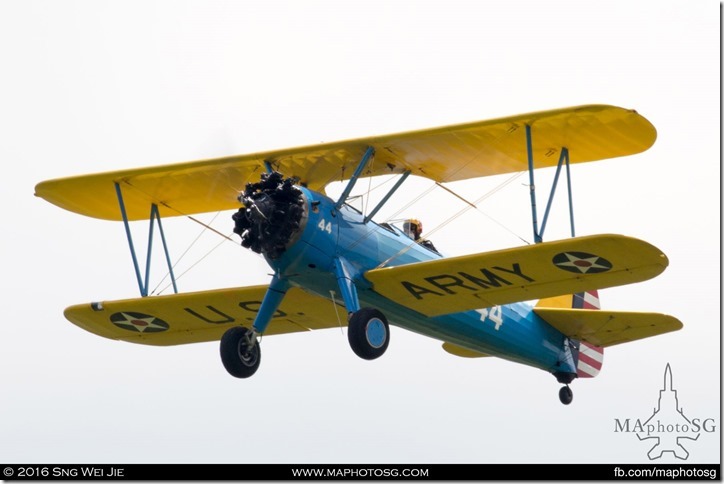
top-left (343, 171), bottom-right (527, 262)
top-left (156, 232), bottom-right (234, 295)
top-left (118, 178), bottom-right (253, 296)
top-left (375, 171), bottom-right (528, 269)
top-left (150, 211), bottom-right (223, 295)
top-left (121, 153), bottom-right (529, 294)
top-left (329, 290), bottom-right (345, 335)
top-left (427, 172), bottom-right (528, 242)
top-left (342, 175), bottom-right (439, 252)
top-left (364, 169), bottom-right (373, 217)
top-left (326, 170), bottom-right (400, 207)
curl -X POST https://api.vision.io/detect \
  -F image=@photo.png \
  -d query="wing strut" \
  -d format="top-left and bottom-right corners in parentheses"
top-left (363, 170), bottom-right (411, 223)
top-left (335, 146), bottom-right (375, 211)
top-left (114, 182), bottom-right (179, 297)
top-left (526, 125), bottom-right (576, 243)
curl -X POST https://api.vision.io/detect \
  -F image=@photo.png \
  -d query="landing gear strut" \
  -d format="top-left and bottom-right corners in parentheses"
top-left (220, 326), bottom-right (261, 378)
top-left (348, 308), bottom-right (390, 360)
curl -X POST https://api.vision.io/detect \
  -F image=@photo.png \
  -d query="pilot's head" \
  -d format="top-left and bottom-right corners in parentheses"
top-left (403, 218), bottom-right (423, 240)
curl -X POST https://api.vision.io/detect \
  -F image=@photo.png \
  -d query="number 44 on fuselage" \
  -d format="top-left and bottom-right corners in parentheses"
top-left (34, 104), bottom-right (682, 405)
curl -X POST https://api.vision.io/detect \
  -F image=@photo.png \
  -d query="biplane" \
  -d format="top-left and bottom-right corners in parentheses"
top-left (35, 104), bottom-right (682, 405)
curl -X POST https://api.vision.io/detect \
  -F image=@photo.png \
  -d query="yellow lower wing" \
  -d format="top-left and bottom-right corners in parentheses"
top-left (64, 286), bottom-right (342, 346)
top-left (365, 234), bottom-right (668, 317)
top-left (534, 309), bottom-right (683, 347)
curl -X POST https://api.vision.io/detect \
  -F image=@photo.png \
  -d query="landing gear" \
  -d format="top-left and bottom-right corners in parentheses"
top-left (348, 308), bottom-right (390, 360)
top-left (559, 385), bottom-right (573, 405)
top-left (220, 326), bottom-right (261, 378)
top-left (553, 370), bottom-right (575, 405)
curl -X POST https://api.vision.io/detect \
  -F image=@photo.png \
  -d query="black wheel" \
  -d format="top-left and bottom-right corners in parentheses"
top-left (220, 326), bottom-right (261, 378)
top-left (348, 308), bottom-right (390, 360)
top-left (559, 385), bottom-right (573, 405)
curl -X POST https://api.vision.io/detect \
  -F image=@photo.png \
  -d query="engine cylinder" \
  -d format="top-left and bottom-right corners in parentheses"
top-left (232, 172), bottom-right (307, 259)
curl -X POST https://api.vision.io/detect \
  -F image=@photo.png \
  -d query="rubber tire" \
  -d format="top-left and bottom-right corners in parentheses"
top-left (220, 326), bottom-right (261, 378)
top-left (348, 308), bottom-right (390, 360)
top-left (559, 385), bottom-right (573, 405)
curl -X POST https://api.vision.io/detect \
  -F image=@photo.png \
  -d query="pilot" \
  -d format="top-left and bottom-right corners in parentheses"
top-left (403, 218), bottom-right (438, 253)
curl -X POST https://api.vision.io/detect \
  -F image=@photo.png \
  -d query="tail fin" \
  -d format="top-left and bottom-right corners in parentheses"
top-left (536, 291), bottom-right (601, 310)
top-left (537, 290), bottom-right (605, 378)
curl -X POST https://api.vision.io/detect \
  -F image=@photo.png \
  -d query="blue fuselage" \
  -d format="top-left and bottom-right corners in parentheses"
top-left (267, 187), bottom-right (575, 376)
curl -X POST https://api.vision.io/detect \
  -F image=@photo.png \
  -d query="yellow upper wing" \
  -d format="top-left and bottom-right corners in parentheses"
top-left (35, 104), bottom-right (655, 221)
top-left (64, 286), bottom-right (342, 346)
top-left (364, 234), bottom-right (668, 317)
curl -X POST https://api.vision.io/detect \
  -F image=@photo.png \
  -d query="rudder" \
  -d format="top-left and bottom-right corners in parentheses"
top-left (537, 290), bottom-right (605, 378)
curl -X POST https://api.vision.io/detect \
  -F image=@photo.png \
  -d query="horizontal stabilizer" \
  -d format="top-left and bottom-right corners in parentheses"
top-left (63, 286), bottom-right (342, 346)
top-left (534, 308), bottom-right (683, 347)
top-left (365, 234), bottom-right (668, 317)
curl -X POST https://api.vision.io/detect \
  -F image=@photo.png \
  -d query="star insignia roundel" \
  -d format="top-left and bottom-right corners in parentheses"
top-left (110, 311), bottom-right (170, 333)
top-left (552, 251), bottom-right (613, 274)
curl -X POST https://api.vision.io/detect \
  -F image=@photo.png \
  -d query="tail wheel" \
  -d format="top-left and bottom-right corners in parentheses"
top-left (220, 326), bottom-right (261, 378)
top-left (348, 308), bottom-right (390, 360)
top-left (559, 385), bottom-right (573, 405)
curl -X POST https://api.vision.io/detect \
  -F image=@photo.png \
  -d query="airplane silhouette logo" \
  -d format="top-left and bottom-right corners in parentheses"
top-left (636, 364), bottom-right (700, 460)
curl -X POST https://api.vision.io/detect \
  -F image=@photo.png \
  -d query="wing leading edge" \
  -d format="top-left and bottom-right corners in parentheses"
top-left (364, 234), bottom-right (668, 317)
top-left (35, 104), bottom-right (655, 221)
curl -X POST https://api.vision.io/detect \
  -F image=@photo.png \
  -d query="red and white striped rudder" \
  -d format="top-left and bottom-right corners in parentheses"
top-left (573, 290), bottom-right (604, 378)
top-left (536, 290), bottom-right (605, 378)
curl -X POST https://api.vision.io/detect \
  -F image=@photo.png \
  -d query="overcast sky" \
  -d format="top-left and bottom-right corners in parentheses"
top-left (1, 0), bottom-right (719, 466)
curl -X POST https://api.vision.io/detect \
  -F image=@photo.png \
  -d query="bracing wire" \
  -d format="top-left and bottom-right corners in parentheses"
top-left (122, 150), bottom-right (530, 294)
top-left (329, 290), bottom-right (345, 334)
top-left (375, 171), bottom-right (528, 269)
top-left (342, 175), bottom-right (438, 252)
top-left (342, 170), bottom-right (528, 257)
top-left (364, 170), bottom-right (373, 218)
top-left (426, 172), bottom-right (528, 242)
top-left (150, 211), bottom-right (223, 295)
top-left (117, 179), bottom-right (244, 296)
top-left (385, 182), bottom-right (438, 221)
top-left (156, 233), bottom-right (233, 295)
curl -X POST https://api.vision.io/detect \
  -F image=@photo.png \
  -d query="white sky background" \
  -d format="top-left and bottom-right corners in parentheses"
top-left (0, 0), bottom-right (720, 465)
